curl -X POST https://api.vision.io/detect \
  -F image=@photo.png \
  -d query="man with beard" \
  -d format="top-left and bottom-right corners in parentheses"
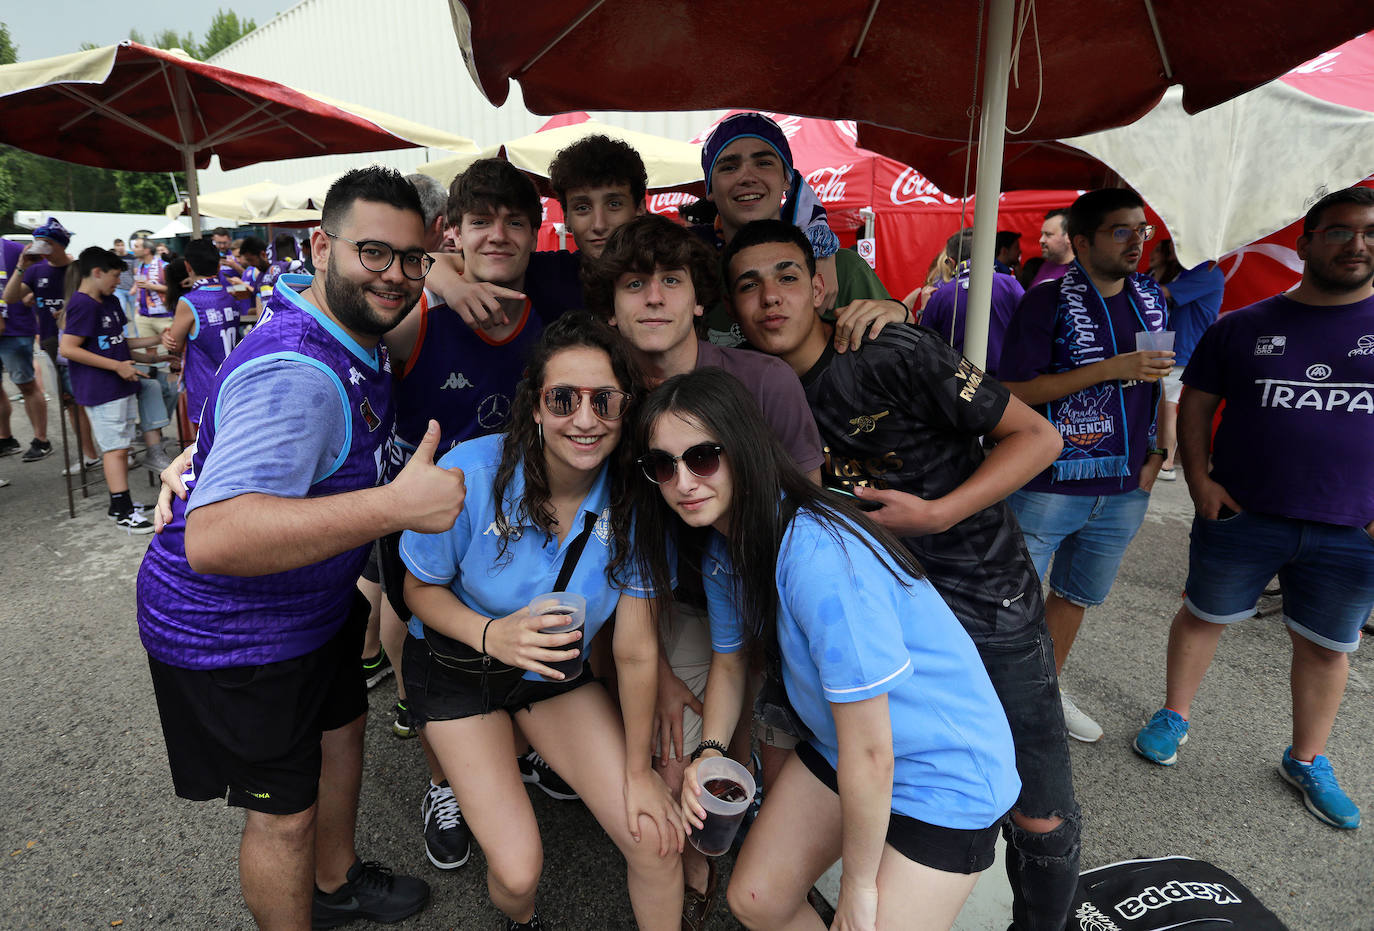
top-left (136, 167), bottom-right (467, 929)
top-left (1029, 209), bottom-right (1074, 288)
top-left (998, 189), bottom-right (1174, 745)
top-left (1132, 186), bottom-right (1374, 831)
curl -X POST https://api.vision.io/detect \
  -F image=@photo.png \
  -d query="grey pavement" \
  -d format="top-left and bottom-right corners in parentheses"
top-left (0, 388), bottom-right (1369, 930)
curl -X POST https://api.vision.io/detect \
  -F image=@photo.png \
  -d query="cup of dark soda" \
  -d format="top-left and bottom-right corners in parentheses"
top-left (690, 756), bottom-right (756, 856)
top-left (528, 592), bottom-right (586, 682)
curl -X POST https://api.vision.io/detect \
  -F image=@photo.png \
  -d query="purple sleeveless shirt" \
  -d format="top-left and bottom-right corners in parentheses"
top-left (180, 279), bottom-right (239, 425)
top-left (137, 275), bottom-right (394, 669)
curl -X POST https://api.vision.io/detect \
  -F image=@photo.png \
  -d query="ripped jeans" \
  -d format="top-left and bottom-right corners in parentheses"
top-left (978, 630), bottom-right (1082, 931)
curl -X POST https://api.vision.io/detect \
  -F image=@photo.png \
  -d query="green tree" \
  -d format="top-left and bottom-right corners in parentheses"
top-left (0, 22), bottom-right (18, 65)
top-left (114, 170), bottom-right (185, 214)
top-left (200, 10), bottom-right (257, 60)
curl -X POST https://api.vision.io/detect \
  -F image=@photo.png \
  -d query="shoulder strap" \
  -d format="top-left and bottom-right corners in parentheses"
top-left (553, 510), bottom-right (599, 592)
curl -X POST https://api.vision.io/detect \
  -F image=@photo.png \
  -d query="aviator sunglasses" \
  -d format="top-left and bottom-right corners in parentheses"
top-left (542, 385), bottom-right (633, 420)
top-left (638, 443), bottom-right (724, 484)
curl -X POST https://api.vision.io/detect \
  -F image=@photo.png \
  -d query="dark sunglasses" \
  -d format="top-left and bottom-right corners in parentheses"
top-left (638, 443), bottom-right (724, 484)
top-left (541, 385), bottom-right (633, 420)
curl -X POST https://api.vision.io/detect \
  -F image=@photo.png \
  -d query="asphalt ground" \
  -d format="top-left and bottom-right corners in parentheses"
top-left (1, 388), bottom-right (1369, 930)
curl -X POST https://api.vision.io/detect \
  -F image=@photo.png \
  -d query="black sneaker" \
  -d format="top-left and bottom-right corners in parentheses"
top-left (20, 439), bottom-right (52, 462)
top-left (421, 780), bottom-right (471, 870)
top-left (311, 859), bottom-right (429, 929)
top-left (518, 749), bottom-right (579, 801)
top-left (0, 437), bottom-right (20, 456)
top-left (506, 911), bottom-right (546, 930)
top-left (362, 648), bottom-right (393, 688)
top-left (392, 700), bottom-right (416, 739)
top-left (110, 511), bottom-right (155, 535)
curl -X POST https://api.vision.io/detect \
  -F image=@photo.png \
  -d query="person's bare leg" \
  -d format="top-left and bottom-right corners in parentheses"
top-left (0, 390), bottom-right (12, 440)
top-left (656, 754), bottom-right (710, 894)
top-left (103, 447), bottom-right (130, 494)
top-left (379, 599), bottom-right (407, 699)
top-left (314, 714), bottom-right (364, 892)
top-left (74, 406), bottom-right (97, 461)
top-left (1162, 605), bottom-right (1227, 719)
top-left (1045, 592), bottom-right (1087, 676)
top-left (18, 379), bottom-right (47, 442)
top-left (1158, 400), bottom-right (1179, 470)
top-left (1288, 630), bottom-right (1349, 762)
top-left (240, 806), bottom-right (316, 930)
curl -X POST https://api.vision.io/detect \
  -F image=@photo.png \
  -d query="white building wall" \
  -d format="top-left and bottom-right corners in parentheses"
top-left (198, 0), bottom-right (723, 194)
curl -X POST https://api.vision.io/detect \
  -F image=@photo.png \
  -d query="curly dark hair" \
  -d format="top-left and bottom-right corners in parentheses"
top-left (446, 158), bottom-right (541, 232)
top-left (321, 166), bottom-right (424, 230)
top-left (579, 214), bottom-right (721, 325)
top-left (491, 311), bottom-right (644, 583)
top-left (548, 135), bottom-right (648, 211)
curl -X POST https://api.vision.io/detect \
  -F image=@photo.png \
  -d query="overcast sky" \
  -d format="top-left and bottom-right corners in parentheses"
top-left (5, 2), bottom-right (293, 62)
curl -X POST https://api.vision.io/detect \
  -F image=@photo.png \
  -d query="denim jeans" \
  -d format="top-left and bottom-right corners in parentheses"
top-left (978, 631), bottom-right (1081, 931)
top-left (135, 366), bottom-right (175, 434)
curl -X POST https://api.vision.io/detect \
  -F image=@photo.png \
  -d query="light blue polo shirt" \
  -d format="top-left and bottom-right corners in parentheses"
top-left (705, 509), bottom-right (1021, 829)
top-left (400, 433), bottom-right (645, 681)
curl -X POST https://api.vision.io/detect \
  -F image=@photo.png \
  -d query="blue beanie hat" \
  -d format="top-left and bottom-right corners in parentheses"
top-left (33, 217), bottom-right (72, 248)
top-left (702, 113), bottom-right (795, 194)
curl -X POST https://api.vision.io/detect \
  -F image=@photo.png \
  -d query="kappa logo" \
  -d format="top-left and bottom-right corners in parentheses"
top-left (1255, 335), bottom-right (1286, 356)
top-left (347, 366), bottom-right (364, 386)
top-left (847, 410), bottom-right (889, 435)
top-left (1306, 363), bottom-right (1333, 381)
top-left (441, 371), bottom-right (474, 390)
top-left (1349, 334), bottom-right (1374, 357)
top-left (1114, 880), bottom-right (1243, 920)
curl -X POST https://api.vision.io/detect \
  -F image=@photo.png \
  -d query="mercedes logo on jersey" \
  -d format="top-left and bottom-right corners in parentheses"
top-left (477, 393), bottom-right (511, 428)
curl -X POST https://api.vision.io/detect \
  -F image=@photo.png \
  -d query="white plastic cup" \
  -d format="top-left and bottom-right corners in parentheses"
top-left (690, 756), bottom-right (756, 856)
top-left (528, 591), bottom-right (586, 681)
top-left (1136, 330), bottom-right (1176, 353)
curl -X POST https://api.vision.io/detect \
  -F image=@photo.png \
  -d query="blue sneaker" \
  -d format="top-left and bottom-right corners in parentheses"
top-left (1133, 708), bottom-right (1189, 765)
top-left (1279, 747), bottom-right (1361, 829)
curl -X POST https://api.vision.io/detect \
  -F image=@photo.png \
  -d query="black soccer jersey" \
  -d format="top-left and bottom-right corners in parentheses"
top-left (799, 324), bottom-right (1043, 644)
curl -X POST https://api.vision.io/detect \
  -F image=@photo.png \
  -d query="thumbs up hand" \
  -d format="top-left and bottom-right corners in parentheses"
top-left (389, 420), bottom-right (466, 533)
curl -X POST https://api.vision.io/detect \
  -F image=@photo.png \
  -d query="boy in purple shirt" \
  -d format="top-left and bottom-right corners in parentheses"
top-left (998, 188), bottom-right (1174, 744)
top-left (1132, 187), bottom-right (1374, 830)
top-left (58, 248), bottom-right (162, 532)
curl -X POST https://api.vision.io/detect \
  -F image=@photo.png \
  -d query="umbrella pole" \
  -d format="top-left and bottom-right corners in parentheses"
top-left (964, 0), bottom-right (1014, 371)
top-left (182, 146), bottom-right (203, 240)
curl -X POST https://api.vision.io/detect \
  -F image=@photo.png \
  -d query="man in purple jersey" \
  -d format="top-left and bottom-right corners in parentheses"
top-left (920, 227), bottom-right (1025, 375)
top-left (1030, 209), bottom-right (1074, 288)
top-left (998, 189), bottom-right (1174, 744)
top-left (1132, 186), bottom-right (1374, 831)
top-left (164, 238), bottom-right (239, 430)
top-left (138, 167), bottom-right (466, 929)
top-left (3, 218), bottom-right (74, 462)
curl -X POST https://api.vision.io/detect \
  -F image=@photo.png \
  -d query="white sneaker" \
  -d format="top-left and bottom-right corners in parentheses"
top-left (1060, 691), bottom-right (1103, 743)
top-left (1157, 467), bottom-right (1177, 482)
top-left (63, 457), bottom-right (102, 476)
top-left (110, 511), bottom-right (155, 534)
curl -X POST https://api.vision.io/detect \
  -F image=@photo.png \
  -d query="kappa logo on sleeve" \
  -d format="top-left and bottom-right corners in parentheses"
top-left (1254, 335), bottom-right (1286, 356)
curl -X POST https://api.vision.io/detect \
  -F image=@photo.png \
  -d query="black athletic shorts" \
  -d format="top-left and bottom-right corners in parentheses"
top-left (402, 631), bottom-right (595, 723)
top-left (147, 592), bottom-right (369, 815)
top-left (359, 540), bottom-right (381, 585)
top-left (795, 741), bottom-right (1004, 875)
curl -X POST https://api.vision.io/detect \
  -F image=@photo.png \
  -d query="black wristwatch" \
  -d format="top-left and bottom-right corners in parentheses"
top-left (690, 739), bottom-right (728, 761)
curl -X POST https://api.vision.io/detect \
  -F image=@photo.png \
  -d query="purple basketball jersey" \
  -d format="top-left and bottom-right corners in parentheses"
top-left (137, 275), bottom-right (394, 669)
top-left (180, 279), bottom-right (239, 425)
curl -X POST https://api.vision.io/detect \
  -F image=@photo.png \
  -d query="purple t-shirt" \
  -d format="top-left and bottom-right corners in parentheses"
top-left (22, 260), bottom-right (67, 340)
top-left (63, 292), bottom-right (138, 407)
top-left (695, 341), bottom-right (824, 473)
top-left (999, 280), bottom-right (1159, 495)
top-left (1183, 293), bottom-right (1374, 527)
top-left (1, 239), bottom-right (37, 338)
top-left (920, 270), bottom-right (1025, 376)
top-left (1029, 260), bottom-right (1071, 289)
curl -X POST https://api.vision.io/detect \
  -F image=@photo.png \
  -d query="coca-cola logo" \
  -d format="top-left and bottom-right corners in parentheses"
top-left (646, 192), bottom-right (697, 216)
top-left (1291, 49), bottom-right (1341, 74)
top-left (805, 164), bottom-right (853, 203)
top-left (889, 167), bottom-right (958, 206)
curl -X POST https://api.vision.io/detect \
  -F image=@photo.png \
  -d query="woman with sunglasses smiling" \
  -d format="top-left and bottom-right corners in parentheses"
top-left (631, 369), bottom-right (1020, 931)
top-left (399, 312), bottom-right (684, 931)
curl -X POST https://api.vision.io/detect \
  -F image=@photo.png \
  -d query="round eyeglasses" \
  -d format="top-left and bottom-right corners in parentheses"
top-left (638, 444), bottom-right (724, 484)
top-left (542, 385), bottom-right (633, 421)
top-left (325, 232), bottom-right (434, 280)
top-left (1098, 224), bottom-right (1156, 244)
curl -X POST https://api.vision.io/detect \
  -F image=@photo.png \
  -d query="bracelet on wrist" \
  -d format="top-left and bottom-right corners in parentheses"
top-left (690, 739), bottom-right (728, 761)
top-left (1147, 447), bottom-right (1168, 458)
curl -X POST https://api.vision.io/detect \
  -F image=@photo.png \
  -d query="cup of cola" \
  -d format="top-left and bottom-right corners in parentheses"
top-left (690, 755), bottom-right (756, 856)
top-left (528, 591), bottom-right (586, 682)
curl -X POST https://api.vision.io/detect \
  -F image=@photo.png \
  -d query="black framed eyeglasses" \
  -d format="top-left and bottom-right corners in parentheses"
top-left (541, 385), bottom-right (633, 420)
top-left (325, 232), bottom-right (434, 280)
top-left (1098, 224), bottom-right (1156, 244)
top-left (1311, 227), bottom-right (1374, 246)
top-left (638, 444), bottom-right (724, 484)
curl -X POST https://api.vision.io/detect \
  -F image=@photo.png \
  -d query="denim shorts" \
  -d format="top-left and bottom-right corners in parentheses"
top-left (0, 335), bottom-right (36, 385)
top-left (87, 395), bottom-right (138, 453)
top-left (1184, 510), bottom-right (1374, 652)
top-left (1010, 487), bottom-right (1151, 607)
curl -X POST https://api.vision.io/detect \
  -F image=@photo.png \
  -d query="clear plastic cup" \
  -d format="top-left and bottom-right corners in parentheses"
top-left (690, 756), bottom-right (756, 856)
top-left (528, 591), bottom-right (586, 681)
top-left (1136, 330), bottom-right (1176, 352)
